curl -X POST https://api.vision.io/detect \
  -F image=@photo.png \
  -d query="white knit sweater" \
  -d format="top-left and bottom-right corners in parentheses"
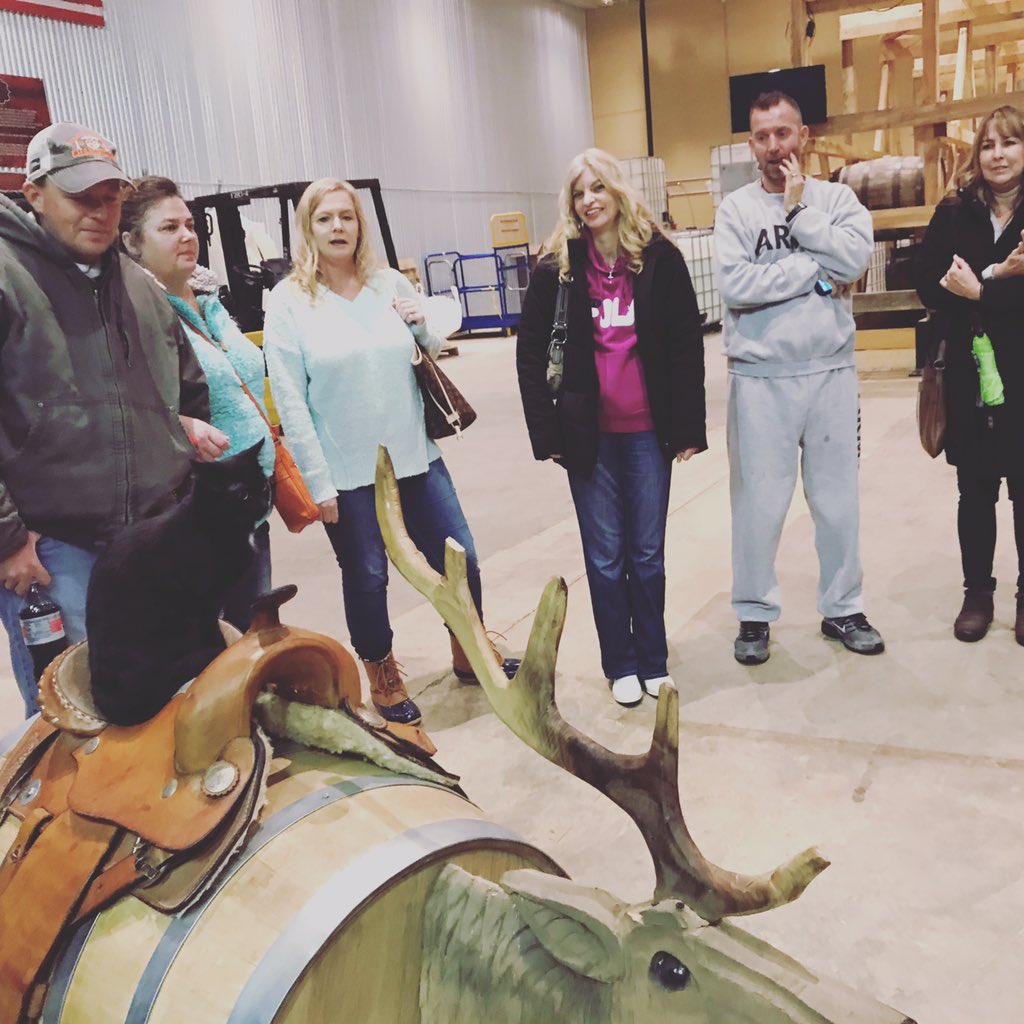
top-left (263, 268), bottom-right (443, 497)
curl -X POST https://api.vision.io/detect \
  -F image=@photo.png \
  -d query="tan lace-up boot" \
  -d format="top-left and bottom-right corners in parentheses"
top-left (362, 652), bottom-right (422, 725)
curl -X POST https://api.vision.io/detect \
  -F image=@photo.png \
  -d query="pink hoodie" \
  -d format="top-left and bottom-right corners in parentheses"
top-left (585, 232), bottom-right (653, 433)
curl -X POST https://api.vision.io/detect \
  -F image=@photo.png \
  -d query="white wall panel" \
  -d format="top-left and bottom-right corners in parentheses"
top-left (0, 0), bottom-right (593, 261)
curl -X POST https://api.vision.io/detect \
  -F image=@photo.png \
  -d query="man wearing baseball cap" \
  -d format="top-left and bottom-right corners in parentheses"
top-left (0, 121), bottom-right (227, 716)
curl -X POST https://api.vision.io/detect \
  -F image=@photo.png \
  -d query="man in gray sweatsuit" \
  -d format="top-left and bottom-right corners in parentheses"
top-left (714, 90), bottom-right (884, 664)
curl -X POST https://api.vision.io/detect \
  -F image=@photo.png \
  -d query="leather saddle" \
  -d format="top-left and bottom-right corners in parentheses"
top-left (0, 585), bottom-right (438, 1023)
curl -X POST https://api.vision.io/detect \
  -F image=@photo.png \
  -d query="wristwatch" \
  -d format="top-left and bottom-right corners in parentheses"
top-left (786, 202), bottom-right (807, 222)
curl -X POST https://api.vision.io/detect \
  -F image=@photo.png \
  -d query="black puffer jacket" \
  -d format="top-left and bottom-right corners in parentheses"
top-left (0, 195), bottom-right (209, 558)
top-left (516, 234), bottom-right (707, 478)
top-left (916, 190), bottom-right (1024, 476)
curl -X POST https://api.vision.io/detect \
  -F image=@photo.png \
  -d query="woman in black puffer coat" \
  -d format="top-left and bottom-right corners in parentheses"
top-left (916, 104), bottom-right (1024, 645)
top-left (516, 148), bottom-right (706, 707)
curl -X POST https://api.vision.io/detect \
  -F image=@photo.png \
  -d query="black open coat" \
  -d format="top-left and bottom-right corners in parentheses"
top-left (516, 234), bottom-right (707, 478)
top-left (916, 190), bottom-right (1024, 477)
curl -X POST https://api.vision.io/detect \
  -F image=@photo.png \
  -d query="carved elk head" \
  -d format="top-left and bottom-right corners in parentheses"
top-left (375, 447), bottom-right (916, 1024)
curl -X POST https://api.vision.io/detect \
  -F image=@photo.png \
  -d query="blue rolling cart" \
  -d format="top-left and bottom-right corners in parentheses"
top-left (424, 244), bottom-right (530, 336)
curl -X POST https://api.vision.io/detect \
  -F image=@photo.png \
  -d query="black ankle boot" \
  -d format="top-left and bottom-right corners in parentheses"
top-left (1015, 592), bottom-right (1024, 647)
top-left (954, 589), bottom-right (994, 642)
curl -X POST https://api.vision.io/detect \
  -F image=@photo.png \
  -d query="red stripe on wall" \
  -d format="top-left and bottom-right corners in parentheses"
top-left (0, 1), bottom-right (104, 27)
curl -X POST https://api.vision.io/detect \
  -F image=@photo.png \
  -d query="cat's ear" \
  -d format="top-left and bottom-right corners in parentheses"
top-left (229, 439), bottom-right (265, 462)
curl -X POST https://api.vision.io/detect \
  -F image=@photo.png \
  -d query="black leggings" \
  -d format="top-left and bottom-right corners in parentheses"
top-left (956, 467), bottom-right (1024, 592)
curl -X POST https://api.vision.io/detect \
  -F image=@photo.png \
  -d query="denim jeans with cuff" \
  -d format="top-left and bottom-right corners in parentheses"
top-left (568, 431), bottom-right (671, 681)
top-left (323, 457), bottom-right (481, 662)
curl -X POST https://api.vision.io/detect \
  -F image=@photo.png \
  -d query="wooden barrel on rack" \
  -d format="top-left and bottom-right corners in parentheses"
top-left (0, 731), bottom-right (560, 1024)
top-left (839, 156), bottom-right (925, 209)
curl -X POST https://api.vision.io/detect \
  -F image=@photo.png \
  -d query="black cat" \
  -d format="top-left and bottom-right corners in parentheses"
top-left (87, 440), bottom-right (271, 726)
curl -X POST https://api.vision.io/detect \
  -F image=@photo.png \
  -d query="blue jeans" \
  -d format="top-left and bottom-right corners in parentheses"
top-left (0, 537), bottom-right (99, 717)
top-left (568, 431), bottom-right (671, 681)
top-left (323, 457), bottom-right (481, 662)
top-left (221, 521), bottom-right (273, 632)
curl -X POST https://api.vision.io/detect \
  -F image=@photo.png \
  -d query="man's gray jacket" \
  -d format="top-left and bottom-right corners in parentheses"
top-left (0, 194), bottom-right (210, 559)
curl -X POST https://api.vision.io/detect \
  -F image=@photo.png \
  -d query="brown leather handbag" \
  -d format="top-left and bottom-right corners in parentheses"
top-left (183, 317), bottom-right (320, 532)
top-left (412, 344), bottom-right (477, 439)
top-left (918, 337), bottom-right (946, 459)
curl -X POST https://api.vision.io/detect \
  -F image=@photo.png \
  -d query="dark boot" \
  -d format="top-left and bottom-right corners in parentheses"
top-left (450, 634), bottom-right (520, 683)
top-left (953, 589), bottom-right (994, 642)
top-left (1016, 592), bottom-right (1024, 647)
top-left (362, 652), bottom-right (422, 725)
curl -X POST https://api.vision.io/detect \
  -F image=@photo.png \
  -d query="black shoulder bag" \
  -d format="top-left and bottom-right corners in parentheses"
top-left (545, 277), bottom-right (571, 397)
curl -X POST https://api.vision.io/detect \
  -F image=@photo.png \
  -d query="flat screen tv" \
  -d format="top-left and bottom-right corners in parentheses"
top-left (728, 65), bottom-right (827, 133)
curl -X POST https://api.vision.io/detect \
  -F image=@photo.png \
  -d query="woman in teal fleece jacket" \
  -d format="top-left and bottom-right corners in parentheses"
top-left (120, 176), bottom-right (275, 631)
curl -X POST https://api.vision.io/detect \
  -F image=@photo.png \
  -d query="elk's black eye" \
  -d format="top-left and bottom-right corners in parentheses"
top-left (649, 951), bottom-right (692, 992)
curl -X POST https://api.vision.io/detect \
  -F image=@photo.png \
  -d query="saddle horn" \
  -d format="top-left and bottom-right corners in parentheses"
top-left (249, 585), bottom-right (299, 634)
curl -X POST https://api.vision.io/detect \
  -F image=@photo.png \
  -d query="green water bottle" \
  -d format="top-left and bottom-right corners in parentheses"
top-left (972, 333), bottom-right (1005, 407)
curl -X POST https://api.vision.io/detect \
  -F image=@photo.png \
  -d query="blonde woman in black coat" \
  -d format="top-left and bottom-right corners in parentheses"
top-left (516, 148), bottom-right (706, 707)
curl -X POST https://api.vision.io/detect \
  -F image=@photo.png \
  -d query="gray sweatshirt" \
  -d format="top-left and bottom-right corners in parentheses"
top-left (714, 177), bottom-right (873, 377)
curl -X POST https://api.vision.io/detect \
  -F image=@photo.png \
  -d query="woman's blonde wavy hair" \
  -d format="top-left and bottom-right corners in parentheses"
top-left (289, 177), bottom-right (376, 298)
top-left (955, 104), bottom-right (1024, 207)
top-left (544, 148), bottom-right (663, 280)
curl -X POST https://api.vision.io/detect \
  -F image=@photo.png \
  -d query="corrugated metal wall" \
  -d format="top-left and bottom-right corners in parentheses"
top-left (0, 0), bottom-right (593, 260)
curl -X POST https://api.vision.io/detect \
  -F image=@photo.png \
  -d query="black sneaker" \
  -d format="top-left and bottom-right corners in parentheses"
top-left (821, 613), bottom-right (885, 654)
top-left (734, 621), bottom-right (770, 664)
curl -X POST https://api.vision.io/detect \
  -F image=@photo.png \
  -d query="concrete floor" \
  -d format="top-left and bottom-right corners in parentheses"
top-left (3, 333), bottom-right (1022, 1023)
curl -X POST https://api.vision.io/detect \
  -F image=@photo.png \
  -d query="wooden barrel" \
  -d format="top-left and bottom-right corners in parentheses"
top-left (0, 724), bottom-right (560, 1024)
top-left (838, 156), bottom-right (924, 209)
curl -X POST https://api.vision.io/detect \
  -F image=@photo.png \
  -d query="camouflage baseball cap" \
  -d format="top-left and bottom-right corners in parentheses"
top-left (25, 122), bottom-right (132, 193)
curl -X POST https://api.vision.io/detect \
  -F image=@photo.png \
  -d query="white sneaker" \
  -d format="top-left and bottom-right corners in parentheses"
top-left (609, 674), bottom-right (643, 707)
top-left (642, 674), bottom-right (672, 698)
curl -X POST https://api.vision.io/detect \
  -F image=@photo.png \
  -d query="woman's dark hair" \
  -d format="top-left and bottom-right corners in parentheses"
top-left (119, 176), bottom-right (182, 249)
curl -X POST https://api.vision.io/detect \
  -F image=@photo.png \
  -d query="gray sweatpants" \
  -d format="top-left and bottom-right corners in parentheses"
top-left (728, 366), bottom-right (864, 622)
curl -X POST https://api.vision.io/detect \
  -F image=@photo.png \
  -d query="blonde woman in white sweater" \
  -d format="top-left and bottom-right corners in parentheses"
top-left (264, 178), bottom-right (517, 727)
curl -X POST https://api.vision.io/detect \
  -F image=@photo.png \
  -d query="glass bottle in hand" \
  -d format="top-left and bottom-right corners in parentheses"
top-left (19, 583), bottom-right (68, 681)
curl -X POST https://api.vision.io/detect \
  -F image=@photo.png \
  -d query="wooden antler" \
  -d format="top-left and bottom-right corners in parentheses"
top-left (375, 447), bottom-right (829, 922)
